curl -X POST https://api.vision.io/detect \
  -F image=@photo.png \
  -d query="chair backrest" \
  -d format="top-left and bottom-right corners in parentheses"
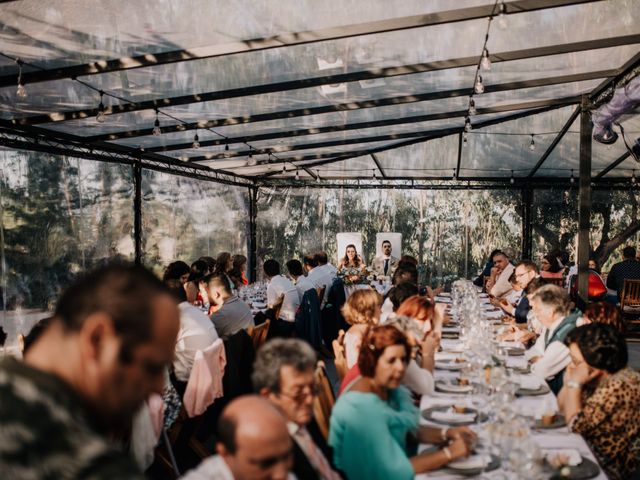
top-left (317, 286), bottom-right (326, 302)
top-left (332, 330), bottom-right (347, 382)
top-left (248, 320), bottom-right (270, 351)
top-left (183, 339), bottom-right (226, 417)
top-left (621, 279), bottom-right (640, 308)
top-left (312, 361), bottom-right (335, 441)
top-left (544, 277), bottom-right (565, 288)
top-left (272, 294), bottom-right (285, 320)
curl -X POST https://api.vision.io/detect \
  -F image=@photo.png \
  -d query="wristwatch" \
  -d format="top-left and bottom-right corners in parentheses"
top-left (566, 380), bottom-right (582, 389)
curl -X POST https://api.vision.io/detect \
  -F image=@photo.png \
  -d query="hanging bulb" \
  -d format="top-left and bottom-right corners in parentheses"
top-left (247, 152), bottom-right (257, 166)
top-left (152, 111), bottom-right (161, 136)
top-left (463, 131), bottom-right (468, 145)
top-left (570, 170), bottom-right (575, 184)
top-left (474, 75), bottom-right (485, 94)
top-left (192, 132), bottom-right (200, 149)
top-left (223, 143), bottom-right (230, 158)
top-left (497, 2), bottom-right (507, 30)
top-left (452, 169), bottom-right (456, 180)
top-left (468, 98), bottom-right (477, 116)
top-left (464, 116), bottom-right (472, 133)
top-left (96, 91), bottom-right (106, 123)
top-left (510, 170), bottom-right (515, 184)
top-left (15, 60), bottom-right (27, 98)
top-left (529, 134), bottom-right (536, 151)
top-left (295, 170), bottom-right (300, 180)
top-left (481, 49), bottom-right (491, 71)
top-left (372, 169), bottom-right (376, 179)
top-left (282, 164), bottom-right (287, 174)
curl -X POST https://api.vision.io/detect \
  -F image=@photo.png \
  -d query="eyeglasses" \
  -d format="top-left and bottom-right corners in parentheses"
top-left (277, 384), bottom-right (319, 403)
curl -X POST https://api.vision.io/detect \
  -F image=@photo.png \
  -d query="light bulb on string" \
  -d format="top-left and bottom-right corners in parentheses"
top-left (468, 98), bottom-right (477, 116)
top-left (452, 169), bottom-right (456, 180)
top-left (282, 164), bottom-right (287, 174)
top-left (481, 49), bottom-right (491, 71)
top-left (510, 170), bottom-right (515, 184)
top-left (295, 170), bottom-right (300, 180)
top-left (464, 116), bottom-right (472, 133)
top-left (474, 75), bottom-right (485, 94)
top-left (192, 131), bottom-right (200, 149)
top-left (529, 134), bottom-right (536, 151)
top-left (570, 170), bottom-right (575, 184)
top-left (463, 132), bottom-right (468, 145)
top-left (152, 110), bottom-right (161, 136)
top-left (96, 91), bottom-right (106, 123)
top-left (247, 151), bottom-right (257, 166)
top-left (16, 60), bottom-right (27, 98)
top-left (372, 169), bottom-right (376, 179)
top-left (497, 2), bottom-right (507, 30)
top-left (223, 143), bottom-right (230, 158)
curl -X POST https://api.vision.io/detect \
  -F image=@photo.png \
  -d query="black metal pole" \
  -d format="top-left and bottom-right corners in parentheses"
top-left (521, 187), bottom-right (533, 260)
top-left (577, 95), bottom-right (592, 310)
top-left (247, 186), bottom-right (258, 283)
top-left (133, 161), bottom-right (142, 266)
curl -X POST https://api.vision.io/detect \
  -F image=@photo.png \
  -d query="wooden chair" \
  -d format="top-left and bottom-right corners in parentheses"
top-left (620, 279), bottom-right (640, 325)
top-left (482, 275), bottom-right (491, 293)
top-left (317, 286), bottom-right (326, 303)
top-left (312, 361), bottom-right (336, 441)
top-left (272, 294), bottom-right (285, 320)
top-left (247, 319), bottom-right (270, 351)
top-left (332, 329), bottom-right (347, 382)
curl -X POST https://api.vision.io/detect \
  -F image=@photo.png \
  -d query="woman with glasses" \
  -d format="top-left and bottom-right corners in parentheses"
top-left (330, 325), bottom-right (475, 480)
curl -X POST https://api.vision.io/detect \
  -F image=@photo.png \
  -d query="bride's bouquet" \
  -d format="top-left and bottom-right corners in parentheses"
top-left (337, 266), bottom-right (370, 285)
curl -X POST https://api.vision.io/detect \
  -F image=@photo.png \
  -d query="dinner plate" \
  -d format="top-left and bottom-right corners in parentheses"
top-left (506, 347), bottom-right (525, 356)
top-left (534, 415), bottom-right (566, 429)
top-left (516, 383), bottom-right (550, 396)
top-left (435, 359), bottom-right (465, 371)
top-left (421, 406), bottom-right (487, 425)
top-left (445, 454), bottom-right (500, 476)
top-left (441, 331), bottom-right (460, 339)
top-left (546, 456), bottom-right (600, 479)
top-left (434, 381), bottom-right (473, 394)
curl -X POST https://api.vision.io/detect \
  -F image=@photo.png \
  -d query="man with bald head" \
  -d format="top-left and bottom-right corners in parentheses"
top-left (182, 395), bottom-right (295, 480)
top-left (0, 264), bottom-right (180, 479)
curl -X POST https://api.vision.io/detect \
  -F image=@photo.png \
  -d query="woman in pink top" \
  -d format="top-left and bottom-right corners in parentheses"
top-left (540, 254), bottom-right (564, 279)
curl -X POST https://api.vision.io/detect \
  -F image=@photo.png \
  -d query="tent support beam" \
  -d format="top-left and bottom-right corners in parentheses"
top-left (248, 186), bottom-right (258, 283)
top-left (133, 160), bottom-right (142, 266)
top-left (370, 154), bottom-right (387, 178)
top-left (594, 151), bottom-right (632, 179)
top-left (577, 94), bottom-right (592, 310)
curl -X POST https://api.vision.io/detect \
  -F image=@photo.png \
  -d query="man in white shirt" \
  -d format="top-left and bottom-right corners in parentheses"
top-left (204, 274), bottom-right (254, 338)
top-left (305, 254), bottom-right (333, 308)
top-left (526, 284), bottom-right (578, 394)
top-left (181, 396), bottom-right (295, 480)
top-left (286, 259), bottom-right (316, 302)
top-left (264, 259), bottom-right (301, 337)
top-left (370, 240), bottom-right (399, 277)
top-left (314, 251), bottom-right (337, 279)
top-left (488, 251), bottom-right (515, 299)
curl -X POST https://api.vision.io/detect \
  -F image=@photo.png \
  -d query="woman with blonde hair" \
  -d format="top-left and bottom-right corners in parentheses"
top-left (341, 289), bottom-right (382, 368)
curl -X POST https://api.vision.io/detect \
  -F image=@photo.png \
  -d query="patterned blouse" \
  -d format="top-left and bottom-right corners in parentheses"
top-left (569, 367), bottom-right (640, 480)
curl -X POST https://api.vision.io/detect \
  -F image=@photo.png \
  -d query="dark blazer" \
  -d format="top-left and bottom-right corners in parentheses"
top-left (514, 293), bottom-right (530, 324)
top-left (291, 419), bottom-right (341, 480)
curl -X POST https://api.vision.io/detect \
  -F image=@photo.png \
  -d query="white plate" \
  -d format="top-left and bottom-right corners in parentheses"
top-left (435, 360), bottom-right (465, 371)
top-left (435, 381), bottom-right (473, 393)
top-left (449, 454), bottom-right (490, 470)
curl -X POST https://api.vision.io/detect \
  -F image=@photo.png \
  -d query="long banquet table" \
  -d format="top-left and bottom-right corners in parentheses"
top-left (415, 295), bottom-right (606, 480)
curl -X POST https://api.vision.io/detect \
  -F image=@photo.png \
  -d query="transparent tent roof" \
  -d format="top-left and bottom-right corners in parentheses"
top-left (0, 0), bottom-right (638, 183)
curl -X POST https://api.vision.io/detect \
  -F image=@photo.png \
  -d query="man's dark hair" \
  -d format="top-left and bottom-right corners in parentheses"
top-left (387, 283), bottom-right (419, 311)
top-left (303, 254), bottom-right (318, 268)
top-left (22, 316), bottom-right (53, 354)
top-left (202, 273), bottom-right (232, 295)
top-left (190, 260), bottom-right (209, 278)
top-left (286, 259), bottom-right (304, 277)
top-left (516, 260), bottom-right (539, 274)
top-left (565, 323), bottom-right (627, 373)
top-left (198, 256), bottom-right (216, 272)
top-left (164, 278), bottom-right (187, 303)
top-left (54, 265), bottom-right (171, 364)
top-left (217, 412), bottom-right (238, 454)
top-left (382, 240), bottom-right (391, 247)
top-left (263, 259), bottom-right (280, 277)
top-left (398, 256), bottom-right (418, 267)
top-left (314, 251), bottom-right (328, 266)
top-left (623, 245), bottom-right (636, 260)
top-left (393, 264), bottom-right (418, 286)
top-left (492, 251), bottom-right (509, 261)
top-left (162, 261), bottom-right (190, 282)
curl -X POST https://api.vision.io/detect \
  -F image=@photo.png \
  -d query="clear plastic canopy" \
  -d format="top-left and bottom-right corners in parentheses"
top-left (0, 0), bottom-right (638, 181)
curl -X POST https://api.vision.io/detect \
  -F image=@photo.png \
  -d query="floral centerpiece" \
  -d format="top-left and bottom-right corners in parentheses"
top-left (337, 266), bottom-right (371, 285)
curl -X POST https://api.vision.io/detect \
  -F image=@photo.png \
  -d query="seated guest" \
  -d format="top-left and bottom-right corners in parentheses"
top-left (606, 245), bottom-right (640, 301)
top-left (213, 252), bottom-right (235, 290)
top-left (253, 339), bottom-right (340, 480)
top-left (198, 256), bottom-right (216, 274)
top-left (526, 285), bottom-right (578, 393)
top-left (315, 251), bottom-right (337, 279)
top-left (486, 251), bottom-right (515, 299)
top-left (191, 259), bottom-right (210, 278)
top-left (497, 260), bottom-right (538, 323)
top-left (181, 395), bottom-right (295, 480)
top-left (577, 301), bottom-right (625, 332)
top-left (164, 279), bottom-right (218, 384)
top-left (203, 273), bottom-right (254, 338)
top-left (380, 282), bottom-right (419, 324)
top-left (264, 259), bottom-right (301, 337)
top-left (228, 254), bottom-right (249, 289)
top-left (342, 290), bottom-right (383, 368)
top-left (473, 249), bottom-right (502, 287)
top-left (21, 316), bottom-right (53, 354)
top-left (558, 324), bottom-right (640, 480)
top-left (0, 265), bottom-right (180, 478)
top-left (370, 240), bottom-right (399, 277)
top-left (337, 244), bottom-right (366, 273)
top-left (286, 259), bottom-right (316, 302)
top-left (163, 260), bottom-right (191, 284)
top-left (540, 254), bottom-right (564, 279)
top-left (306, 254), bottom-right (333, 307)
top-left (330, 325), bottom-right (474, 480)
top-left (392, 263), bottom-right (418, 287)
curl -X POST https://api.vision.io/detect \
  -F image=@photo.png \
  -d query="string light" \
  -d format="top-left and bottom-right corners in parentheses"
top-left (468, 98), bottom-right (477, 116)
top-left (223, 143), bottom-right (230, 158)
top-left (497, 1), bottom-right (507, 30)
top-left (192, 131), bottom-right (200, 149)
top-left (295, 170), bottom-right (300, 180)
top-left (481, 49), bottom-right (491, 71)
top-left (372, 169), bottom-right (376, 179)
top-left (529, 134), bottom-right (536, 151)
top-left (282, 164), bottom-right (287, 174)
top-left (452, 169), bottom-right (456, 180)
top-left (510, 170), bottom-right (515, 184)
top-left (570, 170), bottom-right (575, 184)
top-left (96, 91), bottom-right (106, 123)
top-left (474, 75), bottom-right (485, 94)
top-left (152, 110), bottom-right (161, 136)
top-left (463, 132), bottom-right (468, 145)
top-left (16, 59), bottom-right (26, 98)
top-left (464, 116), bottom-right (472, 133)
top-left (247, 151), bottom-right (257, 166)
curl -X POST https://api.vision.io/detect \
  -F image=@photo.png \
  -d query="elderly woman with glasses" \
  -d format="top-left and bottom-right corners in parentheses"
top-left (330, 325), bottom-right (475, 480)
top-left (558, 323), bottom-right (640, 479)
